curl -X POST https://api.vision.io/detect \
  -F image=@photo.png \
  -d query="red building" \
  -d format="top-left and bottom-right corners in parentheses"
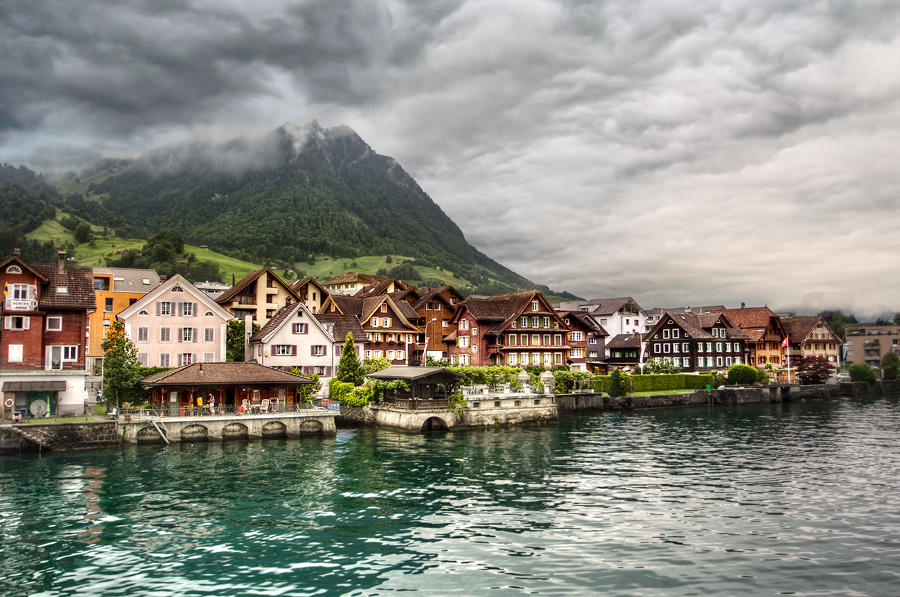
top-left (0, 250), bottom-right (95, 418)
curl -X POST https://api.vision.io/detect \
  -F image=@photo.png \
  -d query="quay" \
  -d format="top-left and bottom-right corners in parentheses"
top-left (119, 410), bottom-right (337, 444)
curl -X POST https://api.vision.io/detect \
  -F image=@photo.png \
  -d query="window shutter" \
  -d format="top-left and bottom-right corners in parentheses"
top-left (23, 318), bottom-right (29, 330)
top-left (323, 345), bottom-right (327, 356)
top-left (303, 323), bottom-right (308, 333)
top-left (311, 346), bottom-right (315, 356)
top-left (177, 354), bottom-right (182, 367)
top-left (3, 317), bottom-right (9, 330)
top-left (193, 328), bottom-right (198, 342)
top-left (292, 345), bottom-right (297, 356)
top-left (177, 327), bottom-right (183, 342)
top-left (325, 366), bottom-right (332, 377)
top-left (193, 303), bottom-right (198, 316)
top-left (177, 302), bottom-right (183, 316)
top-left (156, 302), bottom-right (160, 316)
top-left (336, 345), bottom-right (342, 356)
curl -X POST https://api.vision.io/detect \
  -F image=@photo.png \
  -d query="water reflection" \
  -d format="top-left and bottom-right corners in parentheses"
top-left (0, 397), bottom-right (898, 596)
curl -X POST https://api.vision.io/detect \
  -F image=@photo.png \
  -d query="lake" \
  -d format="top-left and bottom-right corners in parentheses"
top-left (1, 396), bottom-right (899, 596)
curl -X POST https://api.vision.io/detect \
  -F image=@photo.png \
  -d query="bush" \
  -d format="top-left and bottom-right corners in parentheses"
top-left (594, 373), bottom-right (714, 393)
top-left (608, 369), bottom-right (628, 397)
top-left (794, 357), bottom-right (836, 385)
top-left (727, 364), bottom-right (759, 385)
top-left (849, 363), bottom-right (877, 385)
top-left (882, 352), bottom-right (900, 381)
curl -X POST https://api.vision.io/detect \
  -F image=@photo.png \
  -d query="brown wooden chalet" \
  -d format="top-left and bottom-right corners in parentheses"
top-left (781, 315), bottom-right (842, 364)
top-left (558, 311), bottom-right (609, 372)
top-left (141, 361), bottom-right (313, 413)
top-left (318, 293), bottom-right (422, 365)
top-left (448, 291), bottom-right (569, 367)
top-left (711, 307), bottom-right (787, 367)
top-left (644, 311), bottom-right (749, 372)
top-left (603, 333), bottom-right (643, 371)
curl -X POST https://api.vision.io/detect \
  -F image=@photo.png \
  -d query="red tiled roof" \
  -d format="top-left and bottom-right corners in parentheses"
top-left (140, 362), bottom-right (314, 386)
top-left (711, 307), bottom-right (778, 329)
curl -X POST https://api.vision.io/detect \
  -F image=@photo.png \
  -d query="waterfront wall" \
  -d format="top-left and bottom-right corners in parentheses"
top-left (119, 413), bottom-right (337, 444)
top-left (0, 421), bottom-right (120, 453)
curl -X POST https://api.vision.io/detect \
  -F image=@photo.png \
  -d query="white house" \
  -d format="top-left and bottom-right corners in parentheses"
top-left (556, 297), bottom-right (648, 338)
top-left (117, 274), bottom-right (234, 367)
top-left (248, 302), bottom-right (365, 392)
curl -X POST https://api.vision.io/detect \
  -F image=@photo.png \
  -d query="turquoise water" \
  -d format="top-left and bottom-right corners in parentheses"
top-left (2, 397), bottom-right (900, 596)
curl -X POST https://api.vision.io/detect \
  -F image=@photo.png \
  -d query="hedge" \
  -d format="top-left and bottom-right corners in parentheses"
top-left (593, 374), bottom-right (715, 394)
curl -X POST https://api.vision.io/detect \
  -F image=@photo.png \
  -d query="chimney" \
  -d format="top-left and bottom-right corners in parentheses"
top-left (741, 302), bottom-right (746, 309)
top-left (12, 248), bottom-right (20, 257)
top-left (199, 363), bottom-right (203, 374)
top-left (57, 250), bottom-right (66, 273)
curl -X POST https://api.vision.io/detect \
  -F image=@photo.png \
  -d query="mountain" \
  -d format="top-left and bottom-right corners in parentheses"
top-left (87, 121), bottom-right (569, 295)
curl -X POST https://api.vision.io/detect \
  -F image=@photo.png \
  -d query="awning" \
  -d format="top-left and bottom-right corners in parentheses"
top-left (2, 381), bottom-right (67, 392)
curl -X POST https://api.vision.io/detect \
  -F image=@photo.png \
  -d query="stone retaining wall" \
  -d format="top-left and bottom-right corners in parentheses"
top-left (0, 421), bottom-right (121, 453)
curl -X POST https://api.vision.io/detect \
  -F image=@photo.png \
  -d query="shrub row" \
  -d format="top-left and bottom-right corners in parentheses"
top-left (593, 374), bottom-right (715, 393)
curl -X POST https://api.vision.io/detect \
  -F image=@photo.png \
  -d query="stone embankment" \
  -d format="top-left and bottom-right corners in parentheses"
top-left (0, 421), bottom-right (120, 453)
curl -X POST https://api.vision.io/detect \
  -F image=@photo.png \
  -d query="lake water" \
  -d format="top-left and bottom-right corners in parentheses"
top-left (1, 396), bottom-right (899, 596)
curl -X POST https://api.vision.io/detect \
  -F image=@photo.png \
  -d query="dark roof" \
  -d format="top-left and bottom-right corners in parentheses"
top-left (323, 272), bottom-right (386, 286)
top-left (289, 276), bottom-right (326, 295)
top-left (558, 311), bottom-right (609, 336)
top-left (328, 294), bottom-right (366, 316)
top-left (387, 292), bottom-right (420, 320)
top-left (410, 286), bottom-right (452, 310)
top-left (314, 314), bottom-right (367, 343)
top-left (250, 302), bottom-right (301, 342)
top-left (216, 268), bottom-right (297, 304)
top-left (657, 311), bottom-right (751, 341)
top-left (32, 262), bottom-right (96, 310)
top-left (587, 298), bottom-right (643, 317)
top-left (605, 333), bottom-right (643, 349)
top-left (781, 315), bottom-right (838, 343)
top-left (2, 381), bottom-right (67, 392)
top-left (711, 306), bottom-right (779, 329)
top-left (366, 366), bottom-right (466, 383)
top-left (354, 278), bottom-right (412, 297)
top-left (140, 362), bottom-right (314, 386)
top-left (92, 267), bottom-right (160, 292)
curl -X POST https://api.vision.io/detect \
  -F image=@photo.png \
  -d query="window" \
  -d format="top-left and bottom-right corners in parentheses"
top-left (715, 342), bottom-right (722, 352)
top-left (519, 317), bottom-right (527, 328)
top-left (292, 323), bottom-right (308, 334)
top-left (509, 334), bottom-right (517, 346)
top-left (705, 342), bottom-right (712, 352)
top-left (654, 343), bottom-right (661, 353)
top-left (373, 350), bottom-right (382, 358)
top-left (171, 285), bottom-right (184, 293)
top-left (509, 354), bottom-right (518, 365)
top-left (204, 328), bottom-right (215, 342)
top-left (137, 327), bottom-right (149, 342)
top-left (4, 316), bottom-right (29, 330)
top-left (312, 345), bottom-right (326, 356)
top-left (443, 319), bottom-right (449, 328)
top-left (543, 317), bottom-right (550, 328)
top-left (374, 333), bottom-right (382, 342)
top-left (532, 317), bottom-right (540, 328)
top-left (204, 311), bottom-right (214, 317)
top-left (589, 351), bottom-right (598, 358)
top-left (471, 327), bottom-right (478, 336)
top-left (161, 327), bottom-right (171, 342)
top-left (274, 345), bottom-right (293, 356)
top-left (683, 343), bottom-right (690, 352)
top-left (138, 309), bottom-right (149, 316)
top-left (673, 343), bottom-right (680, 353)
top-left (725, 357), bottom-right (732, 367)
top-left (460, 319), bottom-right (469, 330)
top-left (521, 334), bottom-right (528, 346)
top-left (179, 353), bottom-right (194, 366)
top-left (672, 329), bottom-right (679, 339)
top-left (533, 334), bottom-right (540, 346)
top-left (663, 329), bottom-right (670, 339)
top-left (383, 318), bottom-right (391, 327)
top-left (397, 350), bottom-right (405, 360)
top-left (542, 334), bottom-right (550, 346)
top-left (365, 350), bottom-right (372, 359)
top-left (531, 301), bottom-right (539, 311)
top-left (589, 335), bottom-right (597, 344)
top-left (683, 357), bottom-right (690, 367)
top-left (47, 317), bottom-right (62, 331)
top-left (554, 353), bottom-right (563, 365)
top-left (380, 304), bottom-right (387, 313)
top-left (458, 336), bottom-right (469, 348)
top-left (8, 345), bottom-right (23, 363)
top-left (180, 302), bottom-right (194, 317)
top-left (159, 353), bottom-right (170, 367)
top-left (572, 348), bottom-right (584, 358)
top-left (531, 353), bottom-right (541, 365)
top-left (159, 302), bottom-right (171, 316)
top-left (371, 317), bottom-right (379, 327)
top-left (571, 331), bottom-right (583, 341)
top-left (104, 298), bottom-right (113, 312)
top-left (554, 334), bottom-right (562, 346)
top-left (716, 356), bottom-right (723, 367)
top-left (204, 353), bottom-right (214, 363)
top-left (472, 345), bottom-right (478, 354)
top-left (181, 328), bottom-right (194, 342)
top-left (663, 343), bottom-right (671, 353)
top-left (388, 350), bottom-right (395, 360)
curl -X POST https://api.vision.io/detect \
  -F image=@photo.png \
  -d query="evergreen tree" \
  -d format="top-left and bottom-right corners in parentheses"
top-left (882, 352), bottom-right (900, 381)
top-left (608, 369), bottom-right (627, 397)
top-left (101, 321), bottom-right (143, 408)
top-left (336, 332), bottom-right (365, 386)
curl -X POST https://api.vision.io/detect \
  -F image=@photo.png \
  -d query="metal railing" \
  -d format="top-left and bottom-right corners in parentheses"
top-left (112, 402), bottom-right (330, 420)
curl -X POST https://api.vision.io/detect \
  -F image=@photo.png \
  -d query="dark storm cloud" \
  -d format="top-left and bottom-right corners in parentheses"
top-left (3, 0), bottom-right (900, 314)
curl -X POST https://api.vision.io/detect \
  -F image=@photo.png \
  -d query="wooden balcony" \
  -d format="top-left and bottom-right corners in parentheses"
top-left (392, 398), bottom-right (450, 411)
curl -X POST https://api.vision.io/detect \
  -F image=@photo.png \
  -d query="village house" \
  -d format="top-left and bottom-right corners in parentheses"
top-left (322, 272), bottom-right (396, 296)
top-left (844, 324), bottom-right (900, 368)
top-left (711, 307), bottom-right (787, 367)
top-left (603, 333), bottom-right (643, 371)
top-left (781, 315), bottom-right (843, 365)
top-left (557, 297), bottom-right (649, 335)
top-left (87, 267), bottom-right (160, 372)
top-left (644, 311), bottom-right (748, 372)
top-left (289, 276), bottom-right (328, 314)
top-left (247, 301), bottom-right (365, 389)
top-left (557, 311), bottom-right (609, 372)
top-left (448, 291), bottom-right (569, 367)
top-left (215, 268), bottom-right (300, 327)
top-left (0, 250), bottom-right (95, 417)
top-left (117, 274), bottom-right (233, 368)
top-left (318, 293), bottom-right (421, 365)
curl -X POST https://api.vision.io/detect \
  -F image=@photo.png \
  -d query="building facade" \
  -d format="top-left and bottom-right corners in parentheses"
top-left (87, 267), bottom-right (160, 369)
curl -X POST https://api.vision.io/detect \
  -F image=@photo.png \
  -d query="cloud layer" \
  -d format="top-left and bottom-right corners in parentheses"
top-left (3, 0), bottom-right (900, 315)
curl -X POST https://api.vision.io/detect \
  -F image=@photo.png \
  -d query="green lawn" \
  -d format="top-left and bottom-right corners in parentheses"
top-left (289, 255), bottom-right (471, 287)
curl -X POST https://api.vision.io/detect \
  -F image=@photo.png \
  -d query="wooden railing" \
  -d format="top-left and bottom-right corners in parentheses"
top-left (391, 398), bottom-right (450, 411)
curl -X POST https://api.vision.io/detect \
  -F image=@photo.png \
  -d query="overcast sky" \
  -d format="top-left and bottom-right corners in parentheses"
top-left (3, 0), bottom-right (899, 316)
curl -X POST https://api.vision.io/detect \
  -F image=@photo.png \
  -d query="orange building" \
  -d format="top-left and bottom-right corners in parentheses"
top-left (87, 267), bottom-right (160, 371)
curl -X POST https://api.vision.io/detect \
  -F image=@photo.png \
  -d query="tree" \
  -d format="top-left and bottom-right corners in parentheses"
top-left (226, 319), bottom-right (259, 362)
top-left (794, 356), bottom-right (836, 385)
top-left (335, 332), bottom-right (365, 386)
top-left (74, 221), bottom-right (92, 244)
top-left (849, 363), bottom-right (877, 385)
top-left (608, 368), bottom-right (627, 397)
top-left (362, 357), bottom-right (392, 375)
top-left (101, 321), bottom-right (143, 408)
top-left (727, 363), bottom-right (759, 385)
top-left (882, 352), bottom-right (900, 381)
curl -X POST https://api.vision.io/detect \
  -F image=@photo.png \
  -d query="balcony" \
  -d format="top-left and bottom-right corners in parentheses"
top-left (4, 297), bottom-right (38, 311)
top-left (235, 295), bottom-right (256, 306)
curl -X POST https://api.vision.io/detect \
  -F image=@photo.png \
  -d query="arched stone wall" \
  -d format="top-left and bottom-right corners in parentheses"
top-left (222, 422), bottom-right (248, 440)
top-left (136, 426), bottom-right (166, 443)
top-left (421, 417), bottom-right (448, 431)
top-left (298, 419), bottom-right (324, 435)
top-left (181, 424), bottom-right (209, 442)
top-left (262, 421), bottom-right (287, 438)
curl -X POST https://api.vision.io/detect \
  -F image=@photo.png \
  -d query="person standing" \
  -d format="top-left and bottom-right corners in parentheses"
top-left (208, 394), bottom-right (215, 415)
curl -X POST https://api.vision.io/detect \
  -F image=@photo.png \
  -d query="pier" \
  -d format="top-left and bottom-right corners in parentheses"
top-left (118, 410), bottom-right (337, 444)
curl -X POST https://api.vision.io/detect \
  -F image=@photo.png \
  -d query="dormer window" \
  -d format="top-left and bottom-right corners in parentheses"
top-left (531, 301), bottom-right (539, 311)
top-left (56, 287), bottom-right (68, 294)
